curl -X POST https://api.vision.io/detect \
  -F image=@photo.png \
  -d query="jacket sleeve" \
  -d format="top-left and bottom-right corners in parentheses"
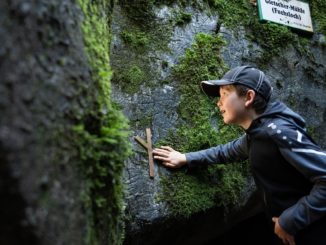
top-left (185, 134), bottom-right (249, 168)
top-left (267, 120), bottom-right (326, 235)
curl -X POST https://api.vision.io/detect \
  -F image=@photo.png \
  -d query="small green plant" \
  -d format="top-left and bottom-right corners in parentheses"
top-left (175, 11), bottom-right (192, 26)
top-left (121, 30), bottom-right (149, 51)
top-left (112, 64), bottom-right (146, 94)
top-left (311, 0), bottom-right (326, 36)
top-left (206, 0), bottom-right (252, 28)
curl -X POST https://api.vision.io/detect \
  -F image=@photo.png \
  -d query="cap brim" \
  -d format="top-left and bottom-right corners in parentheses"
top-left (200, 79), bottom-right (233, 97)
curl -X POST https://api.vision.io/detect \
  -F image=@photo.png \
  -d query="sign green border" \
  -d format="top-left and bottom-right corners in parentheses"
top-left (257, 0), bottom-right (264, 22)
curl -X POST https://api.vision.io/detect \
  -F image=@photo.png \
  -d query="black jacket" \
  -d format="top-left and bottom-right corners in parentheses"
top-left (185, 101), bottom-right (326, 238)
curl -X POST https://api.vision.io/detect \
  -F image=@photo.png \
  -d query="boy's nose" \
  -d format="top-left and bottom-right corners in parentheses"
top-left (217, 99), bottom-right (222, 108)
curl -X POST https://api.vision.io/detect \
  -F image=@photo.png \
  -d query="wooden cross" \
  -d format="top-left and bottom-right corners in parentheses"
top-left (134, 128), bottom-right (154, 178)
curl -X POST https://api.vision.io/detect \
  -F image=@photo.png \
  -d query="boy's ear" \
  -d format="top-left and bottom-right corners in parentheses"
top-left (244, 90), bottom-right (255, 107)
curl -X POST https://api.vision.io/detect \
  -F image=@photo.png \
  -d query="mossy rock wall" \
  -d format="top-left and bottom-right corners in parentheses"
top-left (1, 0), bottom-right (324, 244)
top-left (110, 1), bottom-right (326, 244)
top-left (0, 1), bottom-right (130, 244)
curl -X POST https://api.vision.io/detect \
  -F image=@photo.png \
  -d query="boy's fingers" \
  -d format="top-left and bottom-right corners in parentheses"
top-left (153, 148), bottom-right (168, 153)
top-left (154, 157), bottom-right (177, 168)
top-left (287, 235), bottom-right (295, 245)
top-left (159, 161), bottom-right (174, 168)
top-left (154, 155), bottom-right (169, 161)
top-left (159, 161), bottom-right (168, 166)
top-left (163, 162), bottom-right (172, 167)
top-left (153, 149), bottom-right (170, 157)
top-left (157, 152), bottom-right (169, 157)
top-left (161, 146), bottom-right (174, 151)
top-left (163, 162), bottom-right (178, 169)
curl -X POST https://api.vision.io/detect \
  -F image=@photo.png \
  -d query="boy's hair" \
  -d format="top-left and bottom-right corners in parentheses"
top-left (234, 84), bottom-right (268, 114)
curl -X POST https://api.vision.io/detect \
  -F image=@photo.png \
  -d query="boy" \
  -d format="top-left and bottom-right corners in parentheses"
top-left (153, 66), bottom-right (326, 245)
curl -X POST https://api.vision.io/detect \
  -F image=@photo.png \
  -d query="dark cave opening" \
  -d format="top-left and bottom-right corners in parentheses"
top-left (205, 212), bottom-right (279, 245)
top-left (0, 154), bottom-right (39, 245)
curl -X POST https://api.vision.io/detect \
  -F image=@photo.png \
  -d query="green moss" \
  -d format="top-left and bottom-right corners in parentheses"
top-left (130, 114), bottom-right (153, 129)
top-left (311, 0), bottom-right (326, 36)
top-left (77, 0), bottom-right (114, 108)
top-left (111, 2), bottom-right (178, 95)
top-left (118, 0), bottom-right (157, 20)
top-left (206, 0), bottom-right (252, 29)
top-left (120, 30), bottom-right (150, 51)
top-left (160, 163), bottom-right (247, 218)
top-left (158, 33), bottom-right (247, 218)
top-left (76, 0), bottom-right (131, 244)
top-left (174, 11), bottom-right (192, 26)
top-left (307, 125), bottom-right (318, 141)
top-left (113, 64), bottom-right (146, 94)
top-left (118, 0), bottom-right (201, 18)
top-left (160, 171), bottom-right (216, 218)
top-left (72, 114), bottom-right (131, 244)
top-left (248, 22), bottom-right (296, 65)
top-left (286, 94), bottom-right (297, 107)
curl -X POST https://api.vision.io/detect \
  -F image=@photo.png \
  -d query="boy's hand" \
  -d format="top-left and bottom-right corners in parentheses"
top-left (272, 217), bottom-right (296, 245)
top-left (153, 146), bottom-right (187, 169)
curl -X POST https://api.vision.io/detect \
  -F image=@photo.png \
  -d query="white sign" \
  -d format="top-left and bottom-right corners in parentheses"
top-left (257, 0), bottom-right (313, 33)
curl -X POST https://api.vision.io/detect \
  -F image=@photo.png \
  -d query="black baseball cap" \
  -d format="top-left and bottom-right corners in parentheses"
top-left (201, 65), bottom-right (273, 101)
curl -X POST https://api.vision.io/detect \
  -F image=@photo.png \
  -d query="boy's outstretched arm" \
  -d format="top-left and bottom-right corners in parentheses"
top-left (185, 134), bottom-right (249, 167)
top-left (153, 134), bottom-right (249, 168)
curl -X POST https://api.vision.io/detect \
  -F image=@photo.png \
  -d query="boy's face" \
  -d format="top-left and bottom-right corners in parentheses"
top-left (217, 85), bottom-right (248, 125)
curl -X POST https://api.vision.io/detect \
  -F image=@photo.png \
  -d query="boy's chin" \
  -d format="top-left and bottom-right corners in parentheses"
top-left (223, 117), bottom-right (236, 125)
top-left (223, 118), bottom-right (231, 124)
